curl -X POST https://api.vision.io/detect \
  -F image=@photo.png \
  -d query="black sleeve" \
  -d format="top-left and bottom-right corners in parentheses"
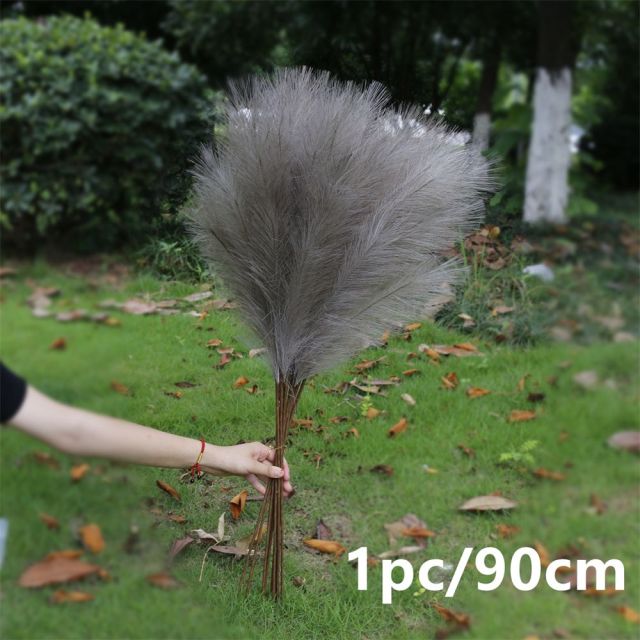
top-left (1, 363), bottom-right (27, 423)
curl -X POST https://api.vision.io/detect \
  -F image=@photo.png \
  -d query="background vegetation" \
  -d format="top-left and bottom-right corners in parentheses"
top-left (1, 15), bottom-right (212, 252)
top-left (1, 0), bottom-right (637, 258)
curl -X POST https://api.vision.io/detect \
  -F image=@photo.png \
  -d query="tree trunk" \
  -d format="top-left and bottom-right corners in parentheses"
top-left (472, 44), bottom-right (500, 151)
top-left (524, 0), bottom-right (576, 224)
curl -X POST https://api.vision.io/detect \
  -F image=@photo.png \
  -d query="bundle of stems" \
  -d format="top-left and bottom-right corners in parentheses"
top-left (189, 68), bottom-right (492, 599)
top-left (241, 377), bottom-right (303, 596)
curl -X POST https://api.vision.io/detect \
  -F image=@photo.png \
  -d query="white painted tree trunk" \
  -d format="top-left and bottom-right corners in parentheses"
top-left (524, 67), bottom-right (572, 224)
top-left (472, 112), bottom-right (491, 152)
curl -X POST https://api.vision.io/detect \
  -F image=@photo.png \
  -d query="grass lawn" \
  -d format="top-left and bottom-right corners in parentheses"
top-left (1, 263), bottom-right (638, 640)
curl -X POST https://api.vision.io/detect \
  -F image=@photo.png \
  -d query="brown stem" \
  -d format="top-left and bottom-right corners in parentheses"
top-left (241, 375), bottom-right (303, 599)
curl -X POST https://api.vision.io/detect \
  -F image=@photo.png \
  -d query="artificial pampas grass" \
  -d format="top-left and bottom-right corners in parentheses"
top-left (189, 67), bottom-right (492, 598)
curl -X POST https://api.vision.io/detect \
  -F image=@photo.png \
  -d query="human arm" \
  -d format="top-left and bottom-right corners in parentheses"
top-left (7, 384), bottom-right (293, 496)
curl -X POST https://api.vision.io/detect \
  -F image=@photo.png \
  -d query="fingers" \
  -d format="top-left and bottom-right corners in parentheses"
top-left (248, 443), bottom-right (295, 497)
top-left (245, 473), bottom-right (266, 495)
top-left (282, 458), bottom-right (294, 496)
top-left (262, 445), bottom-right (276, 463)
top-left (245, 472), bottom-right (293, 498)
top-left (248, 457), bottom-right (284, 479)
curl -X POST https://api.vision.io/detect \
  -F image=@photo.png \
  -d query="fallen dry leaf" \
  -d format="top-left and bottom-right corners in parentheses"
top-left (401, 393), bottom-right (416, 406)
top-left (457, 443), bottom-right (475, 458)
top-left (184, 291), bottom-right (213, 304)
top-left (28, 286), bottom-right (60, 309)
top-left (350, 381), bottom-right (385, 396)
top-left (216, 353), bottom-right (232, 369)
top-left (534, 541), bottom-right (551, 567)
top-left (345, 427), bottom-right (360, 438)
top-left (32, 451), bottom-right (60, 469)
top-left (235, 524), bottom-right (268, 554)
top-left (615, 606), bottom-right (640, 623)
top-left (419, 344), bottom-right (441, 362)
top-left (174, 381), bottom-right (197, 388)
top-left (388, 417), bottom-right (408, 437)
top-left (454, 342), bottom-right (478, 353)
top-left (39, 513), bottom-right (60, 530)
top-left (402, 527), bottom-right (435, 539)
top-left (209, 298), bottom-right (236, 310)
top-left (402, 368), bottom-right (420, 377)
top-left (590, 493), bottom-right (607, 515)
top-left (366, 407), bottom-right (381, 419)
top-left (354, 357), bottom-right (385, 372)
top-left (56, 310), bottom-right (88, 323)
top-left (168, 536), bottom-right (195, 563)
top-left (533, 468), bottom-right (566, 481)
top-left (156, 480), bottom-right (181, 501)
top-left (164, 391), bottom-right (182, 399)
top-left (191, 528), bottom-right (221, 543)
top-left (70, 463), bottom-right (90, 482)
top-left (573, 370), bottom-right (599, 390)
top-left (441, 372), bottom-right (459, 390)
top-left (466, 387), bottom-right (491, 398)
top-left (79, 524), bottom-right (105, 554)
top-left (404, 322), bottom-right (422, 332)
top-left (168, 514), bottom-right (187, 524)
top-left (50, 589), bottom-right (94, 604)
top-left (508, 410), bottom-right (536, 423)
top-left (431, 602), bottom-right (470, 628)
top-left (229, 490), bottom-right (248, 520)
top-left (370, 464), bottom-right (394, 476)
top-left (385, 514), bottom-right (430, 547)
top-left (146, 572), bottom-right (181, 589)
top-left (248, 347), bottom-right (266, 358)
top-left (491, 305), bottom-right (515, 316)
top-left (122, 299), bottom-right (157, 315)
top-left (49, 337), bottom-right (66, 350)
top-left (206, 338), bottom-right (223, 348)
top-left (45, 550), bottom-right (84, 561)
top-left (496, 524), bottom-right (520, 539)
top-left (459, 495), bottom-right (517, 512)
top-left (607, 431), bottom-right (640, 453)
top-left (458, 312), bottom-right (476, 328)
top-left (206, 545), bottom-right (248, 557)
top-left (110, 381), bottom-right (130, 396)
top-left (303, 539), bottom-right (346, 556)
top-left (19, 556), bottom-right (101, 588)
top-left (232, 376), bottom-right (250, 389)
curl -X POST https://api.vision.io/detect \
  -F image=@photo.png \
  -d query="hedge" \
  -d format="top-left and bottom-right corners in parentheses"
top-left (1, 15), bottom-right (212, 251)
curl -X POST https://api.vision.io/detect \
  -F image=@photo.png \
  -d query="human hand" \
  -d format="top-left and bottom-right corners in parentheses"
top-left (202, 442), bottom-right (294, 497)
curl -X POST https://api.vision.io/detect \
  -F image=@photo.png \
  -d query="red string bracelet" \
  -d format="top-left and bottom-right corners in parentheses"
top-left (189, 438), bottom-right (206, 480)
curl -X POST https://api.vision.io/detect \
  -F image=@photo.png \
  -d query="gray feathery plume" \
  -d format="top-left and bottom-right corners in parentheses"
top-left (189, 68), bottom-right (492, 385)
top-left (189, 67), bottom-right (493, 599)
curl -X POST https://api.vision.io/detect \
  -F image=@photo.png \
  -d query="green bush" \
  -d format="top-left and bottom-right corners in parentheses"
top-left (1, 15), bottom-right (212, 251)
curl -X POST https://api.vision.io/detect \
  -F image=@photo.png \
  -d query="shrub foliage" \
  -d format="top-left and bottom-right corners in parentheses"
top-left (1, 16), bottom-right (211, 250)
